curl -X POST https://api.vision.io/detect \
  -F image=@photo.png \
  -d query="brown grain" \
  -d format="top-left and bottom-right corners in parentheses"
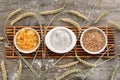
top-left (82, 29), bottom-right (105, 52)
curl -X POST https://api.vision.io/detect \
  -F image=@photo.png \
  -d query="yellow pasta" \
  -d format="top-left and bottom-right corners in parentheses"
top-left (16, 28), bottom-right (39, 51)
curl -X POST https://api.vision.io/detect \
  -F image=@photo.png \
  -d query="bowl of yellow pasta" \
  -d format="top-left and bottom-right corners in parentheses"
top-left (14, 27), bottom-right (40, 53)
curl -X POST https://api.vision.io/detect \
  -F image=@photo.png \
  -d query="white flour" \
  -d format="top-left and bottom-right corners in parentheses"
top-left (50, 29), bottom-right (72, 51)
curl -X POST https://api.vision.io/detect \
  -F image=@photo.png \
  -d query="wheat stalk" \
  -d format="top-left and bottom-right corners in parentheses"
top-left (52, 54), bottom-right (67, 65)
top-left (108, 20), bottom-right (120, 30)
top-left (16, 61), bottom-right (22, 80)
top-left (94, 11), bottom-right (111, 24)
top-left (1, 61), bottom-right (7, 80)
top-left (68, 10), bottom-right (88, 20)
top-left (10, 12), bottom-right (35, 25)
top-left (56, 68), bottom-right (81, 80)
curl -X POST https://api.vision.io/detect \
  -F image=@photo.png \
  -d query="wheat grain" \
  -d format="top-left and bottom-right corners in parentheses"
top-left (57, 61), bottom-right (79, 68)
top-left (0, 37), bottom-right (4, 41)
top-left (68, 10), bottom-right (88, 20)
top-left (56, 68), bottom-right (81, 80)
top-left (108, 20), bottom-right (120, 30)
top-left (94, 11), bottom-right (111, 24)
top-left (10, 12), bottom-right (35, 25)
top-left (7, 8), bottom-right (22, 19)
top-left (16, 61), bottom-right (22, 80)
top-left (1, 61), bottom-right (7, 80)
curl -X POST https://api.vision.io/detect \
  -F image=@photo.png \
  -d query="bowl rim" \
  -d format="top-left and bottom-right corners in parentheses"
top-left (80, 27), bottom-right (108, 54)
top-left (14, 27), bottom-right (40, 54)
top-left (45, 27), bottom-right (77, 54)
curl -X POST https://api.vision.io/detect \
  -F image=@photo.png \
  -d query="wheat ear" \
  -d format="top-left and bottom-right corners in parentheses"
top-left (110, 66), bottom-right (118, 80)
top-left (40, 3), bottom-right (65, 15)
top-left (57, 61), bottom-right (79, 68)
top-left (56, 68), bottom-right (81, 80)
top-left (7, 8), bottom-right (22, 19)
top-left (10, 12), bottom-right (35, 25)
top-left (1, 61), bottom-right (7, 80)
top-left (68, 10), bottom-right (88, 20)
top-left (60, 18), bottom-right (81, 33)
top-left (16, 61), bottom-right (22, 80)
top-left (75, 51), bottom-right (96, 67)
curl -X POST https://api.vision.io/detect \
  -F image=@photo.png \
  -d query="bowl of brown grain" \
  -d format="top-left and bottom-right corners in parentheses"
top-left (80, 27), bottom-right (107, 54)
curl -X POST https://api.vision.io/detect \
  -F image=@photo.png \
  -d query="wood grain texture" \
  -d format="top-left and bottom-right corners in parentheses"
top-left (6, 26), bottom-right (115, 59)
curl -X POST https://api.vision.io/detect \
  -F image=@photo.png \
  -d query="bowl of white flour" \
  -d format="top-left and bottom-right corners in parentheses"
top-left (45, 27), bottom-right (77, 53)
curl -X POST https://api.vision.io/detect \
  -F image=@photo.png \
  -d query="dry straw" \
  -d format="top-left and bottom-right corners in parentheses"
top-left (1, 61), bottom-right (7, 80)
top-left (68, 10), bottom-right (88, 20)
top-left (56, 68), bottom-right (81, 80)
top-left (10, 12), bottom-right (35, 25)
top-left (16, 61), bottom-right (22, 80)
top-left (57, 61), bottom-right (79, 68)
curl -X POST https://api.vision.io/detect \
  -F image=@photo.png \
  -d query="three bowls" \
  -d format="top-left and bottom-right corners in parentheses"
top-left (14, 27), bottom-right (107, 54)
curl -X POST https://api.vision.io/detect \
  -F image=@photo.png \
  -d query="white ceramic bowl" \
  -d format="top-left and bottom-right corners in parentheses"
top-left (14, 27), bottom-right (40, 53)
top-left (45, 27), bottom-right (77, 54)
top-left (80, 27), bottom-right (108, 54)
